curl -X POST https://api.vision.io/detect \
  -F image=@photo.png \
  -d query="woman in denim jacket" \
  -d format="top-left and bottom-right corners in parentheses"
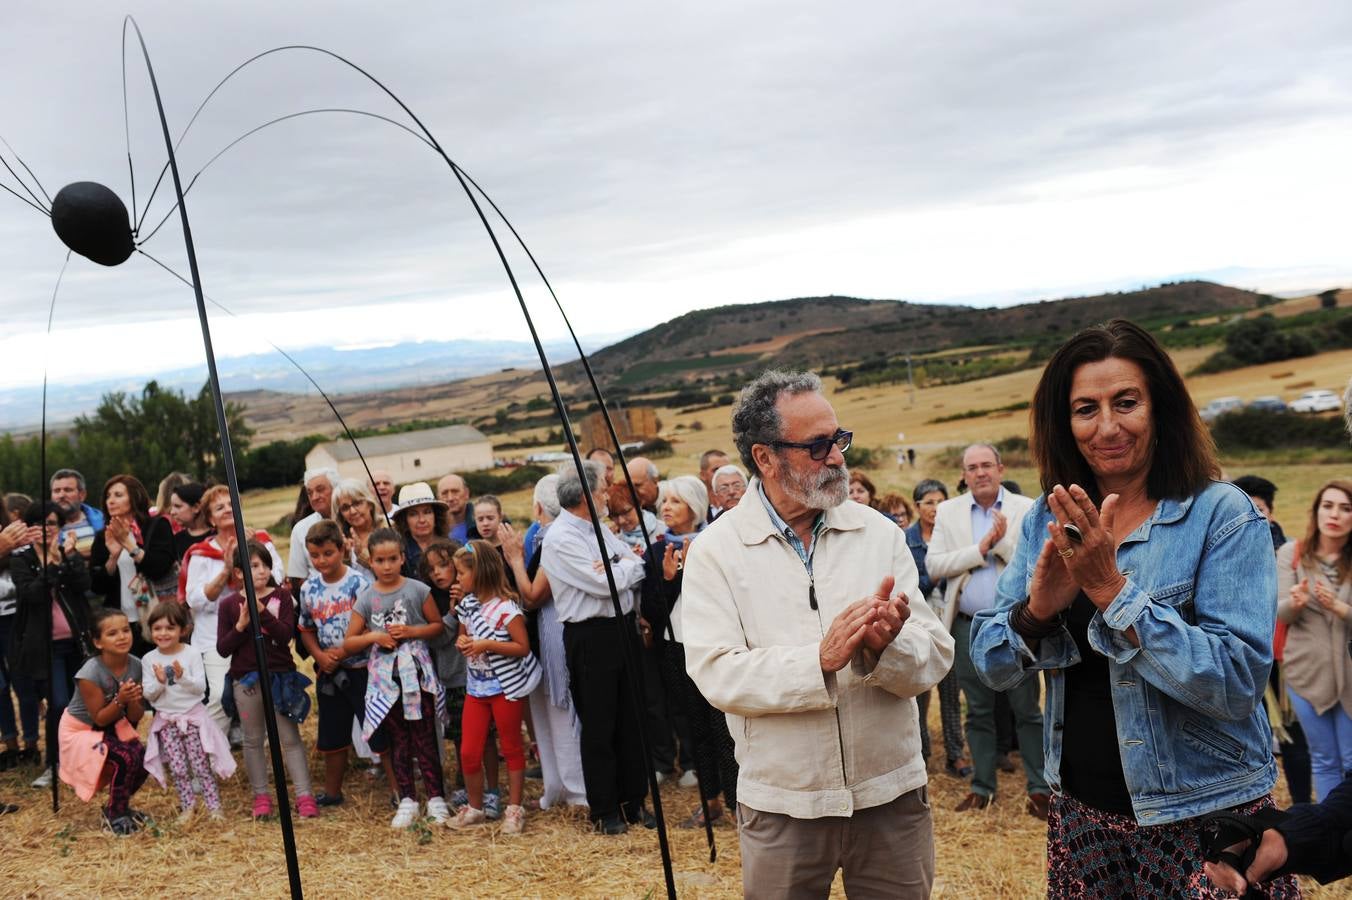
top-left (970, 319), bottom-right (1296, 898)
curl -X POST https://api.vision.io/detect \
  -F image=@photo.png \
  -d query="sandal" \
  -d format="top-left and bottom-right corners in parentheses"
top-left (1198, 808), bottom-right (1289, 875)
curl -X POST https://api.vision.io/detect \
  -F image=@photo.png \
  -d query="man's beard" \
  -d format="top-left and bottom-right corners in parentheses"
top-left (781, 461), bottom-right (849, 510)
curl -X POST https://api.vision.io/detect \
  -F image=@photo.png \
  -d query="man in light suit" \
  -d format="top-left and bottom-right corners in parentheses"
top-left (926, 443), bottom-right (1050, 819)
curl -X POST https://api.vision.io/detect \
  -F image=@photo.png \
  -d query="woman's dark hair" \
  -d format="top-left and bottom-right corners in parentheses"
top-left (4, 492), bottom-right (32, 523)
top-left (392, 503), bottom-right (449, 544)
top-left (23, 500), bottom-right (68, 527)
top-left (849, 472), bottom-right (879, 509)
top-left (1031, 318), bottom-right (1218, 503)
top-left (172, 481), bottom-right (207, 508)
top-left (1300, 479), bottom-right (1352, 584)
top-left (290, 484), bottom-right (313, 528)
top-left (912, 479), bottom-right (949, 503)
top-left (102, 474), bottom-right (153, 534)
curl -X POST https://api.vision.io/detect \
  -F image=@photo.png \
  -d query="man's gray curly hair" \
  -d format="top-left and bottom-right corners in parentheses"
top-left (731, 370), bottom-right (823, 478)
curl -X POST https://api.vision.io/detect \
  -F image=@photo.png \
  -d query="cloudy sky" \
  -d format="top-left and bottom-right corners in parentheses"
top-left (2, 1), bottom-right (1350, 389)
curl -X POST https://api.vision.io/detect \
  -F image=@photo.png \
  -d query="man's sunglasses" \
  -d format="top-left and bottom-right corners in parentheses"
top-left (768, 429), bottom-right (853, 461)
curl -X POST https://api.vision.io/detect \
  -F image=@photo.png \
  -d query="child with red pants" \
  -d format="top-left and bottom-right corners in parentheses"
top-left (449, 540), bottom-right (541, 834)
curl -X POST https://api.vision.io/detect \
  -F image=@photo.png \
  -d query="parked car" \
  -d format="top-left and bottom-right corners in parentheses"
top-left (1290, 389), bottom-right (1342, 413)
top-left (1200, 396), bottom-right (1244, 422)
top-left (1248, 395), bottom-right (1288, 413)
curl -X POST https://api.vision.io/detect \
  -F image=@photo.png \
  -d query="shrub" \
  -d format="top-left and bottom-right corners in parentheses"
top-left (1210, 408), bottom-right (1347, 451)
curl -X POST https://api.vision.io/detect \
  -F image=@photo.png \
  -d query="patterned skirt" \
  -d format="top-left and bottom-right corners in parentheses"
top-left (1047, 792), bottom-right (1301, 899)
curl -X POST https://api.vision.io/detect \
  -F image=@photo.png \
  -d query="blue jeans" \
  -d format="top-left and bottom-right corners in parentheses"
top-left (1287, 687), bottom-right (1352, 802)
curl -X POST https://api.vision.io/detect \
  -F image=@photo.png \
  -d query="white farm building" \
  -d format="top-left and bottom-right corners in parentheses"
top-left (304, 425), bottom-right (494, 483)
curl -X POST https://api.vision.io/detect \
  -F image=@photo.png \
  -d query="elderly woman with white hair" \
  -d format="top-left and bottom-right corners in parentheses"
top-left (640, 475), bottom-right (740, 827)
top-left (331, 478), bottom-right (383, 577)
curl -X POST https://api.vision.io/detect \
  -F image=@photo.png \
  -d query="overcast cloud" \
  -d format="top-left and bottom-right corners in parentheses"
top-left (1, 1), bottom-right (1350, 388)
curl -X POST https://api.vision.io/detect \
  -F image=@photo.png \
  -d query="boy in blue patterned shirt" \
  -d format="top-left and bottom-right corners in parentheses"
top-left (298, 519), bottom-right (387, 805)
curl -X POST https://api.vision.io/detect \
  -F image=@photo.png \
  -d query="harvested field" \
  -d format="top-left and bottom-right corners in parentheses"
top-left (1, 692), bottom-right (1347, 898)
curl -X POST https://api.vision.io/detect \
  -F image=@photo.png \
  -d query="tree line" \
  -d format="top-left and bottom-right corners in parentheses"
top-left (0, 381), bottom-right (327, 499)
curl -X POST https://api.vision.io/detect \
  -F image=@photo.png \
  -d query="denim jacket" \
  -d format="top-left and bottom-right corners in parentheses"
top-left (970, 481), bottom-right (1277, 825)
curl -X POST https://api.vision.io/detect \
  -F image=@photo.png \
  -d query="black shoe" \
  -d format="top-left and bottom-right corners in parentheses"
top-left (316, 792), bottom-right (345, 807)
top-left (0, 801), bottom-right (18, 815)
top-left (944, 758), bottom-right (973, 779)
top-left (595, 813), bottom-right (628, 835)
top-left (624, 805), bottom-right (658, 830)
top-left (525, 765), bottom-right (543, 780)
top-left (0, 749), bottom-right (15, 771)
top-left (16, 746), bottom-right (40, 766)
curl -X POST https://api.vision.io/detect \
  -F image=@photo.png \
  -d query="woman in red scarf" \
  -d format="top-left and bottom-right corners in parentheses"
top-left (89, 475), bottom-right (175, 656)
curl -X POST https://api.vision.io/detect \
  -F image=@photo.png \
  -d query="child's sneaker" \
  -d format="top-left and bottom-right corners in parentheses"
top-left (391, 797), bottom-right (420, 829)
top-left (425, 796), bottom-right (451, 824)
top-left (447, 805), bottom-right (486, 830)
top-left (295, 794), bottom-right (320, 818)
top-left (501, 804), bottom-right (526, 835)
top-left (449, 787), bottom-right (469, 809)
top-left (208, 808), bottom-right (225, 822)
top-left (483, 789), bottom-right (501, 820)
top-left (252, 794), bottom-right (274, 820)
top-left (176, 804), bottom-right (197, 825)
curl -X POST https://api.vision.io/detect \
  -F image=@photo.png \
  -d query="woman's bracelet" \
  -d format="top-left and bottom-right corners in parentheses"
top-left (1010, 599), bottom-right (1064, 640)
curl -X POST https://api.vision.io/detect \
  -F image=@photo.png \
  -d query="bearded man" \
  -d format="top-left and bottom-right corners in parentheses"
top-left (681, 370), bottom-right (954, 899)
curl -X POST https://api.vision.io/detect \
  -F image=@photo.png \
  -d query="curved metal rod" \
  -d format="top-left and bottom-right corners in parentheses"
top-left (120, 18), bottom-right (137, 226)
top-left (124, 17), bottom-right (305, 898)
top-left (271, 42), bottom-right (680, 897)
top-left (453, 161), bottom-right (720, 861)
top-left (135, 247), bottom-right (392, 529)
top-left (0, 153), bottom-right (48, 214)
top-left (0, 178), bottom-right (51, 217)
top-left (0, 135), bottom-right (52, 208)
top-left (138, 107), bottom-right (434, 245)
top-left (123, 38), bottom-right (678, 894)
top-left (41, 250), bottom-right (72, 814)
top-left (136, 45), bottom-right (429, 234)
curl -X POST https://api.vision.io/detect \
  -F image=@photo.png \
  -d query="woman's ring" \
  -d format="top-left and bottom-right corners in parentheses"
top-left (1063, 523), bottom-right (1083, 543)
top-left (1058, 547), bottom-right (1075, 559)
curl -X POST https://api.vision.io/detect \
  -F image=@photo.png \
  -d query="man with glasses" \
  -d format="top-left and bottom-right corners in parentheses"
top-left (925, 443), bottom-right (1049, 818)
top-left (682, 370), bottom-right (953, 898)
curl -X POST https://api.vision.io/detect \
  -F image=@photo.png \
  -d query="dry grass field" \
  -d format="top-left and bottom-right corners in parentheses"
top-left (7, 339), bottom-right (1345, 897)
top-left (2, 694), bottom-right (1349, 898)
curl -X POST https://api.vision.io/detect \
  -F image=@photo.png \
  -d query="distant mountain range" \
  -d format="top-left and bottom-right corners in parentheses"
top-left (567, 281), bottom-right (1272, 387)
top-left (0, 336), bottom-right (621, 432)
top-left (4, 279), bottom-right (1293, 435)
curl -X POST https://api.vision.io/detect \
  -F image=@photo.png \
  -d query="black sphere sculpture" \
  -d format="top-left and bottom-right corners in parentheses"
top-left (50, 181), bottom-right (134, 266)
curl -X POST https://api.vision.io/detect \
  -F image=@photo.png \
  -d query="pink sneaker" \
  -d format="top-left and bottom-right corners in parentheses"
top-left (296, 794), bottom-right (319, 818)
top-left (252, 794), bottom-right (274, 819)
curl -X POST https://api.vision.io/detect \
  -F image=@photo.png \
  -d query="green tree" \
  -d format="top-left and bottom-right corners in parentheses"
top-left (1320, 289), bottom-right (1340, 310)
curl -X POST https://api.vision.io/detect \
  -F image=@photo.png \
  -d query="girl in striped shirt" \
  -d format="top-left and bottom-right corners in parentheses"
top-left (449, 540), bottom-right (540, 833)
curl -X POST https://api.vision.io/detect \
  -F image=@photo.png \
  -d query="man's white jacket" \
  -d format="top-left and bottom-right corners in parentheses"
top-left (681, 478), bottom-right (954, 819)
top-left (924, 488), bottom-right (1035, 633)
